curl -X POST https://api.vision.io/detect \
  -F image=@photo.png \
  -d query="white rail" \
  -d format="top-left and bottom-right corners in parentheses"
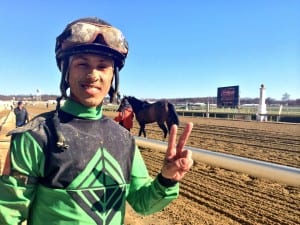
top-left (135, 136), bottom-right (300, 187)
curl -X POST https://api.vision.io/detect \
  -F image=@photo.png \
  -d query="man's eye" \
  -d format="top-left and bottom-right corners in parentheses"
top-left (76, 63), bottom-right (88, 67)
top-left (97, 65), bottom-right (110, 70)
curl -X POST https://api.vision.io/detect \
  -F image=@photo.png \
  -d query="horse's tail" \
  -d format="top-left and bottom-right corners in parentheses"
top-left (167, 103), bottom-right (179, 128)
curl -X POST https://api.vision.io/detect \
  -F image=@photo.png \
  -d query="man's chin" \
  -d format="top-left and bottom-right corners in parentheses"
top-left (83, 99), bottom-right (103, 107)
top-left (72, 96), bottom-right (103, 108)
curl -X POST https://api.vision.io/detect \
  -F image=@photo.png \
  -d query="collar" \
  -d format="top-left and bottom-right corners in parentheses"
top-left (61, 99), bottom-right (103, 120)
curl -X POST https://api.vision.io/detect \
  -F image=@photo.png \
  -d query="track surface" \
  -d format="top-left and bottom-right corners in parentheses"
top-left (1, 107), bottom-right (299, 225)
top-left (105, 111), bottom-right (300, 225)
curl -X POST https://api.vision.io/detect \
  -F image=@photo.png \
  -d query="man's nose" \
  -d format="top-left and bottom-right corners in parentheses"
top-left (86, 70), bottom-right (100, 81)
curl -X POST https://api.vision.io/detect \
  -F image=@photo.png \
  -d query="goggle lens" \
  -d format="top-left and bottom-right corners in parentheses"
top-left (62, 22), bottom-right (128, 55)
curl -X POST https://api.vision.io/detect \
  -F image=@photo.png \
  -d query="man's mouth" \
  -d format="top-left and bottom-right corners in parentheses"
top-left (81, 84), bottom-right (101, 95)
top-left (82, 84), bottom-right (99, 89)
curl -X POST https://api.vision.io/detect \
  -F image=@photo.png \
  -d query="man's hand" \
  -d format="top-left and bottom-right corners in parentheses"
top-left (161, 122), bottom-right (193, 181)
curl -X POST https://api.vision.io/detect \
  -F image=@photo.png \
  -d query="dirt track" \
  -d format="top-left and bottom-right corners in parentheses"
top-left (1, 107), bottom-right (300, 225)
top-left (105, 111), bottom-right (300, 225)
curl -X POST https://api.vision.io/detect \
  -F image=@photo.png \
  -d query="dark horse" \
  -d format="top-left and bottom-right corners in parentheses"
top-left (120, 96), bottom-right (179, 138)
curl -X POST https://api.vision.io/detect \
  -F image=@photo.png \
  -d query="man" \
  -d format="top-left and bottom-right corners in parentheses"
top-left (13, 101), bottom-right (29, 127)
top-left (0, 17), bottom-right (193, 225)
top-left (114, 98), bottom-right (134, 131)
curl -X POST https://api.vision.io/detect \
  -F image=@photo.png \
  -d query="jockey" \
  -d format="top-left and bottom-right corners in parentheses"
top-left (0, 17), bottom-right (193, 225)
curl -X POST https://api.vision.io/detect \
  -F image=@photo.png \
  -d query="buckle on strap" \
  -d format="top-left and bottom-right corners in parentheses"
top-left (10, 170), bottom-right (39, 185)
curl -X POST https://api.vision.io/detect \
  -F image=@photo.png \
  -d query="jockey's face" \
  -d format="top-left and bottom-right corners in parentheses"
top-left (68, 54), bottom-right (114, 107)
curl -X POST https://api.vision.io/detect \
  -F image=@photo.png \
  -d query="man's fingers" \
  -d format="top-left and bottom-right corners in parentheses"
top-left (180, 149), bottom-right (192, 159)
top-left (165, 124), bottom-right (178, 159)
top-left (177, 122), bottom-right (193, 151)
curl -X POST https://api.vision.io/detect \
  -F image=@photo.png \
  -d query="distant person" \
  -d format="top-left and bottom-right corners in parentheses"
top-left (114, 98), bottom-right (134, 131)
top-left (13, 101), bottom-right (29, 127)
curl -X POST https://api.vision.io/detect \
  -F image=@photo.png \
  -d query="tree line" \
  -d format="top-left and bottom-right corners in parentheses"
top-left (1, 95), bottom-right (299, 106)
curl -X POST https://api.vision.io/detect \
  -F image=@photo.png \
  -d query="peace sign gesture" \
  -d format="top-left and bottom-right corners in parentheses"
top-left (161, 122), bottom-right (193, 181)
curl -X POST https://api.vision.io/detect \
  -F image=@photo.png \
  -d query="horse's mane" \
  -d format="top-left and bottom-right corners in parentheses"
top-left (125, 96), bottom-right (150, 111)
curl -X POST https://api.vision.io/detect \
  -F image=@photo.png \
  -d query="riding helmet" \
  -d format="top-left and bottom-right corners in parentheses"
top-left (55, 17), bottom-right (129, 101)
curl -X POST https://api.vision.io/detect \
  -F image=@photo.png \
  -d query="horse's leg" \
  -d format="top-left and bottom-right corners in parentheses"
top-left (157, 123), bottom-right (168, 139)
top-left (139, 124), bottom-right (146, 137)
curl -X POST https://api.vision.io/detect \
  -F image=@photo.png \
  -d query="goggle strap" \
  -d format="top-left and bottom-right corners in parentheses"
top-left (56, 30), bottom-right (72, 50)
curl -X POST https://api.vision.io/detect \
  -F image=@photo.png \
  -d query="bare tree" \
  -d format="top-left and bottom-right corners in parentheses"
top-left (282, 92), bottom-right (290, 101)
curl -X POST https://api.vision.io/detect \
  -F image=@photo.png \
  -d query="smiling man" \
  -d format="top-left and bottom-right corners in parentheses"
top-left (0, 17), bottom-right (193, 225)
top-left (68, 54), bottom-right (114, 107)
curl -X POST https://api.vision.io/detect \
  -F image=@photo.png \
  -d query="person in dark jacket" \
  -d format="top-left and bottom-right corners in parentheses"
top-left (13, 101), bottom-right (29, 127)
top-left (0, 17), bottom-right (194, 225)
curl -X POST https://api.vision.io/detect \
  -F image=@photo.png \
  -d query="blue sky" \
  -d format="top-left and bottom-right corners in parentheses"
top-left (0, 0), bottom-right (299, 100)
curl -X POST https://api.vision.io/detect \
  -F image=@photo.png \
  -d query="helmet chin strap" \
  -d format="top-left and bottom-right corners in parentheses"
top-left (109, 65), bottom-right (119, 103)
top-left (60, 60), bottom-right (70, 99)
top-left (52, 58), bottom-right (70, 150)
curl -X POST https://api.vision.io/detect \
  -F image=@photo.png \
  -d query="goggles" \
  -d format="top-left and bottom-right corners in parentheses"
top-left (59, 22), bottom-right (128, 55)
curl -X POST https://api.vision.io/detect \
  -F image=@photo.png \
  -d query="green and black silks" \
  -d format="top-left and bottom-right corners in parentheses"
top-left (0, 99), bottom-right (179, 225)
